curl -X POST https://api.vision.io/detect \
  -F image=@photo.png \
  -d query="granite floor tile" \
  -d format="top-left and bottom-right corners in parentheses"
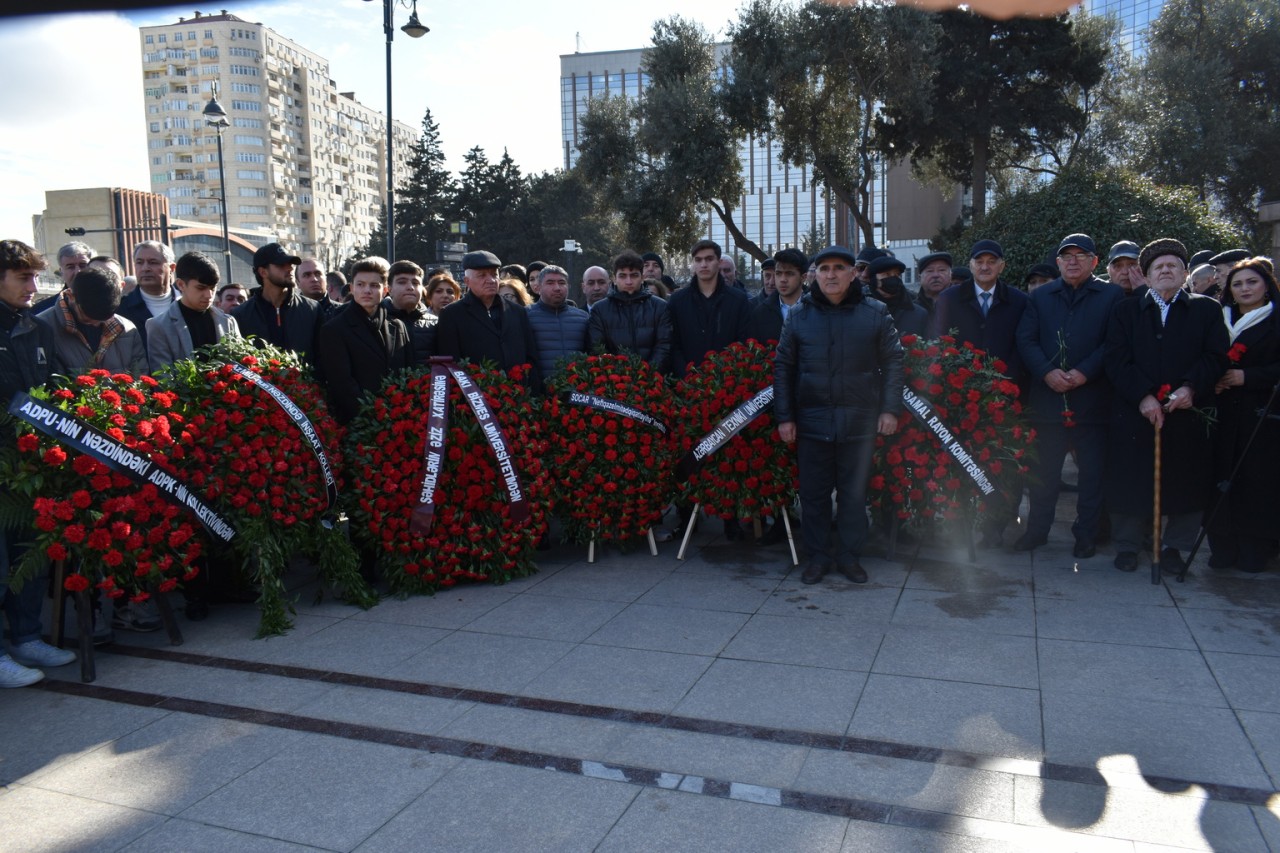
top-left (25, 712), bottom-right (303, 815)
top-left (607, 726), bottom-right (811, 791)
top-left (585, 603), bottom-right (750, 655)
top-left (461, 593), bottom-right (627, 642)
top-left (720, 612), bottom-right (887, 672)
top-left (848, 674), bottom-right (1043, 760)
top-left (673, 658), bottom-right (866, 735)
top-left (289, 684), bottom-right (474, 736)
top-left (871, 626), bottom-right (1038, 689)
top-left (0, 784), bottom-right (166, 853)
top-left (1235, 711), bottom-right (1280, 789)
top-left (890, 588), bottom-right (1036, 636)
top-left (248, 618), bottom-right (451, 675)
top-left (387, 630), bottom-right (575, 693)
top-left (1033, 565), bottom-right (1177, 606)
top-left (1038, 638), bottom-right (1227, 708)
top-left (596, 787), bottom-right (849, 852)
top-left (179, 733), bottom-right (458, 850)
top-left (1167, 572), bottom-right (1280, 612)
top-left (794, 748), bottom-right (1016, 823)
top-left (757, 583), bottom-right (902, 623)
top-left (1253, 805), bottom-right (1280, 851)
top-left (357, 759), bottom-right (640, 852)
top-left (348, 585), bottom-right (517, 629)
top-left (1180, 607), bottom-right (1280, 656)
top-left (634, 571), bottom-right (780, 614)
top-left (905, 557), bottom-right (1033, 598)
top-left (118, 818), bottom-right (328, 852)
top-left (175, 612), bottom-right (343, 661)
top-left (522, 644), bottom-right (713, 712)
top-left (521, 564), bottom-right (672, 602)
top-left (838, 821), bottom-right (1029, 852)
top-left (436, 703), bottom-right (631, 759)
top-left (1013, 772), bottom-right (1267, 851)
top-left (1041, 689), bottom-right (1271, 789)
top-left (1204, 652), bottom-right (1280, 712)
top-left (1034, 598), bottom-right (1194, 649)
top-left (0, 690), bottom-right (170, 785)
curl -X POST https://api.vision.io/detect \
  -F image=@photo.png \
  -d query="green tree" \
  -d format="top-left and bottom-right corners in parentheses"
top-left (937, 164), bottom-right (1245, 279)
top-left (449, 146), bottom-right (532, 261)
top-left (393, 108), bottom-right (455, 267)
top-left (1134, 0), bottom-right (1280, 243)
top-left (880, 10), bottom-right (1108, 219)
top-left (575, 17), bottom-right (763, 259)
top-left (724, 0), bottom-right (939, 246)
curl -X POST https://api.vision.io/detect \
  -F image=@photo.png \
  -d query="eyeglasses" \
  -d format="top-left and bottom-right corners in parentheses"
top-left (1059, 253), bottom-right (1094, 263)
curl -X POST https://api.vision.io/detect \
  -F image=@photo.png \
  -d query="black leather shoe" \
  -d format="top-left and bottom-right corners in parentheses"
top-left (838, 562), bottom-right (868, 584)
top-left (1072, 539), bottom-right (1096, 559)
top-left (1014, 532), bottom-right (1048, 552)
top-left (1159, 547), bottom-right (1186, 576)
top-left (800, 561), bottom-right (828, 585)
top-left (1114, 551), bottom-right (1139, 572)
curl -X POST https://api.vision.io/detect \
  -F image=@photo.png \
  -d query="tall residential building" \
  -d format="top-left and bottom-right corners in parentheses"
top-left (560, 47), bottom-right (960, 280)
top-left (1082, 0), bottom-right (1166, 55)
top-left (139, 10), bottom-right (415, 269)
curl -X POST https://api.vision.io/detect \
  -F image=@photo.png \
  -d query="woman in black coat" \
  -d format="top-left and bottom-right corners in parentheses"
top-left (1208, 258), bottom-right (1280, 572)
top-left (317, 257), bottom-right (412, 424)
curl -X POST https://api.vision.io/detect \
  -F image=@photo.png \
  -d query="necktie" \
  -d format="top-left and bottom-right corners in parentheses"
top-left (980, 292), bottom-right (991, 317)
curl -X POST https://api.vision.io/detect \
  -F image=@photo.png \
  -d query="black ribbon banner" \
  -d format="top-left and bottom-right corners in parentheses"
top-left (229, 364), bottom-right (337, 510)
top-left (9, 392), bottom-right (236, 543)
top-left (561, 391), bottom-right (670, 435)
top-left (676, 386), bottom-right (774, 480)
top-left (410, 359), bottom-right (529, 536)
top-left (901, 388), bottom-right (996, 496)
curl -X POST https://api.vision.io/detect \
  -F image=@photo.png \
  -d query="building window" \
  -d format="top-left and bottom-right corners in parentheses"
top-left (145, 34), bottom-right (153, 44)
top-left (237, 169), bottom-right (267, 180)
top-left (239, 187), bottom-right (268, 197)
top-left (236, 152), bottom-right (266, 163)
top-left (157, 34), bottom-right (165, 43)
top-left (233, 134), bottom-right (264, 146)
top-left (205, 29), bottom-right (212, 38)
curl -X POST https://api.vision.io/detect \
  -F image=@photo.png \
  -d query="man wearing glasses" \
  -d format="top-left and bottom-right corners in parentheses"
top-left (147, 251), bottom-right (240, 369)
top-left (1015, 234), bottom-right (1124, 557)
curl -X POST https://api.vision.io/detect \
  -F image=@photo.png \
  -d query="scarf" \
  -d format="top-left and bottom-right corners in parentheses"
top-left (1224, 301), bottom-right (1273, 344)
top-left (59, 290), bottom-right (125, 366)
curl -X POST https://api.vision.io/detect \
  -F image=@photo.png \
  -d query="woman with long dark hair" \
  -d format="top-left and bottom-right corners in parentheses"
top-left (1209, 258), bottom-right (1280, 572)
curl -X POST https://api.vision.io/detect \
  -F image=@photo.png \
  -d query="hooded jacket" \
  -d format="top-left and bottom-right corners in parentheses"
top-left (587, 287), bottom-right (672, 373)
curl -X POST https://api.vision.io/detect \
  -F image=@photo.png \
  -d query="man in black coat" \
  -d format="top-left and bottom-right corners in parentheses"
top-left (384, 259), bottom-right (437, 365)
top-left (929, 239), bottom-right (1029, 547)
top-left (867, 255), bottom-right (929, 338)
top-left (748, 248), bottom-right (807, 344)
top-left (317, 256), bottom-right (412, 424)
top-left (434, 250), bottom-right (541, 387)
top-left (588, 250), bottom-right (672, 373)
top-left (1015, 233), bottom-right (1125, 557)
top-left (775, 246), bottom-right (904, 586)
top-left (915, 251), bottom-right (952, 317)
top-left (668, 239), bottom-right (751, 377)
top-left (232, 243), bottom-right (325, 365)
top-left (1104, 238), bottom-right (1229, 574)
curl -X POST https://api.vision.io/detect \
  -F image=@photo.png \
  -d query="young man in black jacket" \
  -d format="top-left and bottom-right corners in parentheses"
top-left (233, 243), bottom-right (325, 365)
top-left (587, 250), bottom-right (672, 374)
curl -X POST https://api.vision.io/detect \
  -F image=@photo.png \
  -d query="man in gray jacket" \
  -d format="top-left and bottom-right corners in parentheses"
top-left (147, 251), bottom-right (240, 370)
top-left (775, 246), bottom-right (904, 585)
top-left (36, 265), bottom-right (147, 377)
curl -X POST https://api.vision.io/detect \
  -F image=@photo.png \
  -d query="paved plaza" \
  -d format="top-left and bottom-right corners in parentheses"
top-left (3, 497), bottom-right (1280, 851)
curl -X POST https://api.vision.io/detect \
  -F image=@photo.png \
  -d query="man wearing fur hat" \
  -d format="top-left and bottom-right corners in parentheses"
top-left (1103, 238), bottom-right (1228, 575)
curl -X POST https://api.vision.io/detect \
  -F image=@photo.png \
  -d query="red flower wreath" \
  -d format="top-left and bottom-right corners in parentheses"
top-left (870, 335), bottom-right (1034, 526)
top-left (2, 370), bottom-right (201, 602)
top-left (344, 362), bottom-right (550, 594)
top-left (674, 340), bottom-right (797, 521)
top-left (544, 353), bottom-right (677, 545)
top-left (163, 339), bottom-right (375, 636)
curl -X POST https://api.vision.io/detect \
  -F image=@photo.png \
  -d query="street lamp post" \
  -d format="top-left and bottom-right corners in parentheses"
top-left (366, 0), bottom-right (429, 261)
top-left (202, 91), bottom-right (233, 286)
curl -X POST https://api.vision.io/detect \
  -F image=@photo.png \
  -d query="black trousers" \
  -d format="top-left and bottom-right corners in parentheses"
top-left (1026, 421), bottom-right (1106, 542)
top-left (797, 437), bottom-right (875, 564)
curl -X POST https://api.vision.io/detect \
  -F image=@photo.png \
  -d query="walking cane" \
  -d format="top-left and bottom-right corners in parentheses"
top-left (1180, 379), bottom-right (1280, 582)
top-left (1151, 423), bottom-right (1162, 585)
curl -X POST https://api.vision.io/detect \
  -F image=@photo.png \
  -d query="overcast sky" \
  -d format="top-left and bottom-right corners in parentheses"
top-left (0, 0), bottom-right (743, 242)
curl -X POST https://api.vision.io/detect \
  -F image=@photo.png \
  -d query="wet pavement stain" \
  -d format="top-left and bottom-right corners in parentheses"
top-left (934, 592), bottom-right (1015, 619)
top-left (909, 556), bottom-right (1030, 598)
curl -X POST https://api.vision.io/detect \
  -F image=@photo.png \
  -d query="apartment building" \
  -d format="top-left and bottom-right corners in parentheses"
top-left (140, 10), bottom-right (415, 268)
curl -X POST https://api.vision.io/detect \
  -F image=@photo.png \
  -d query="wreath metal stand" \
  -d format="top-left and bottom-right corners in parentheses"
top-left (588, 528), bottom-right (659, 564)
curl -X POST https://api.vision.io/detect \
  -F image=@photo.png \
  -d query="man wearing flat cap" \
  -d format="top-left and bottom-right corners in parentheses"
top-left (915, 251), bottom-right (952, 316)
top-left (868, 255), bottom-right (928, 337)
top-left (929, 238), bottom-right (1028, 548)
top-left (1016, 233), bottom-right (1124, 557)
top-left (1104, 238), bottom-right (1228, 574)
top-left (774, 246), bottom-right (904, 586)
top-left (233, 242), bottom-right (324, 363)
top-left (434, 249), bottom-right (541, 386)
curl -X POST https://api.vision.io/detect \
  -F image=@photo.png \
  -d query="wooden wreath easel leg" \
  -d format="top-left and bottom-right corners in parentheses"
top-left (1152, 424), bottom-right (1163, 586)
top-left (647, 528), bottom-right (658, 556)
top-left (677, 503), bottom-right (700, 561)
top-left (781, 506), bottom-right (799, 567)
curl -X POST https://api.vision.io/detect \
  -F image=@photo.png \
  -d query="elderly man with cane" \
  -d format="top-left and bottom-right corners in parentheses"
top-left (1103, 239), bottom-right (1228, 578)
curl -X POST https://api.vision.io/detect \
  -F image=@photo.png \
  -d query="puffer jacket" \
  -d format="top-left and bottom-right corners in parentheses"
top-left (384, 297), bottom-right (438, 365)
top-left (587, 288), bottom-right (672, 373)
top-left (774, 286), bottom-right (904, 442)
top-left (527, 300), bottom-right (590, 380)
